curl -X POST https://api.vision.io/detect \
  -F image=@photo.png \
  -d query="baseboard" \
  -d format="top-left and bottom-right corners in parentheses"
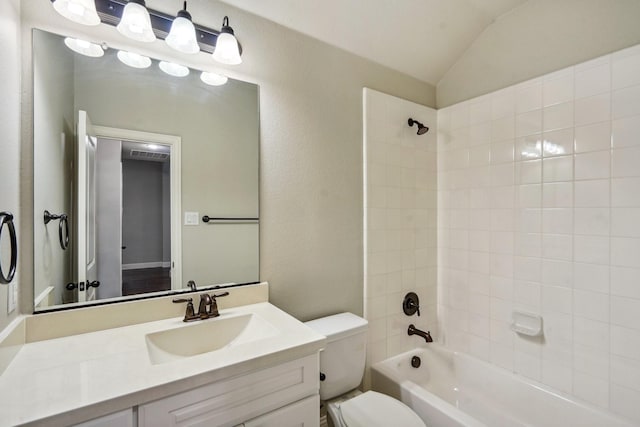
top-left (122, 261), bottom-right (170, 270)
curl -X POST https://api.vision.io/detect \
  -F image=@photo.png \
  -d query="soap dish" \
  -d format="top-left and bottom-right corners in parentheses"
top-left (510, 311), bottom-right (543, 337)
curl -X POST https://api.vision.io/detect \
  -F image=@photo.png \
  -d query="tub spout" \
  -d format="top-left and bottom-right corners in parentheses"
top-left (408, 324), bottom-right (433, 343)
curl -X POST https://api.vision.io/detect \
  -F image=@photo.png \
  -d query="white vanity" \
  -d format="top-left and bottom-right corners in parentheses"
top-left (0, 284), bottom-right (326, 426)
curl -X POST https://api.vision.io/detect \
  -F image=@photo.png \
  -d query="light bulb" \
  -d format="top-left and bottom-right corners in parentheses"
top-left (117, 0), bottom-right (156, 43)
top-left (64, 37), bottom-right (104, 57)
top-left (52, 0), bottom-right (100, 26)
top-left (159, 61), bottom-right (189, 77)
top-left (166, 3), bottom-right (199, 54)
top-left (212, 16), bottom-right (242, 65)
top-left (200, 71), bottom-right (228, 86)
top-left (117, 50), bottom-right (152, 68)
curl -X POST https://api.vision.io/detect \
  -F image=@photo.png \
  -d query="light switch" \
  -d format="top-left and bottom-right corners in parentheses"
top-left (184, 212), bottom-right (199, 226)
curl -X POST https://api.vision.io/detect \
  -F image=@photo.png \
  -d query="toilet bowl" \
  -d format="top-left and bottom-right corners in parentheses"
top-left (305, 313), bottom-right (426, 427)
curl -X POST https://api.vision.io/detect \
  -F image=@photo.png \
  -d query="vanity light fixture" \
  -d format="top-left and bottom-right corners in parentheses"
top-left (117, 0), bottom-right (156, 43)
top-left (212, 16), bottom-right (242, 65)
top-left (159, 61), bottom-right (189, 77)
top-left (51, 0), bottom-right (244, 61)
top-left (200, 71), bottom-right (228, 86)
top-left (117, 50), bottom-right (152, 68)
top-left (52, 0), bottom-right (100, 26)
top-left (166, 1), bottom-right (199, 54)
top-left (64, 37), bottom-right (104, 57)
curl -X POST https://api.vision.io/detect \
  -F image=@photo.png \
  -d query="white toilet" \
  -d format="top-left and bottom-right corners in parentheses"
top-left (305, 313), bottom-right (426, 427)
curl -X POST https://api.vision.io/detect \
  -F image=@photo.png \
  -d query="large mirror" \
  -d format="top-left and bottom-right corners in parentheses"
top-left (33, 29), bottom-right (259, 311)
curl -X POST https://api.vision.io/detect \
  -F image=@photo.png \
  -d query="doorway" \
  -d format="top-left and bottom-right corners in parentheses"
top-left (93, 126), bottom-right (182, 298)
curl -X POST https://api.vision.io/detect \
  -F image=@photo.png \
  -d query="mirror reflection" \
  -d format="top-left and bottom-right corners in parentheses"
top-left (33, 29), bottom-right (260, 311)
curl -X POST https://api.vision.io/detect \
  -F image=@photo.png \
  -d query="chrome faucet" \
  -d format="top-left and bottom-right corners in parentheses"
top-left (173, 291), bottom-right (230, 322)
top-left (408, 324), bottom-right (433, 343)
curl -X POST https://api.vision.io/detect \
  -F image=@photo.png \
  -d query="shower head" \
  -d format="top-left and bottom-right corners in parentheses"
top-left (408, 118), bottom-right (429, 135)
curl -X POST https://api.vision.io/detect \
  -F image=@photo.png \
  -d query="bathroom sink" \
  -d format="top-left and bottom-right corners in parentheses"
top-left (145, 313), bottom-right (279, 364)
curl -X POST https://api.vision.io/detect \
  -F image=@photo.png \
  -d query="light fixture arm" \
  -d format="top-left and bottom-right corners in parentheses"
top-left (176, 1), bottom-right (191, 21)
top-left (221, 16), bottom-right (234, 35)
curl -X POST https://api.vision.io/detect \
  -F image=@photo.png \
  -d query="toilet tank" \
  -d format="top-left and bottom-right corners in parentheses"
top-left (305, 313), bottom-right (368, 401)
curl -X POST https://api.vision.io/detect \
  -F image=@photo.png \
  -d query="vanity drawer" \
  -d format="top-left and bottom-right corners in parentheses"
top-left (138, 354), bottom-right (319, 427)
top-left (73, 408), bottom-right (135, 427)
top-left (239, 394), bottom-right (320, 427)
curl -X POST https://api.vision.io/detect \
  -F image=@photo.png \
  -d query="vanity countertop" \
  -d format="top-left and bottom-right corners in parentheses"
top-left (0, 302), bottom-right (326, 426)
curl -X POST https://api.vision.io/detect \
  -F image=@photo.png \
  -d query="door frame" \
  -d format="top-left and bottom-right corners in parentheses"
top-left (92, 125), bottom-right (183, 291)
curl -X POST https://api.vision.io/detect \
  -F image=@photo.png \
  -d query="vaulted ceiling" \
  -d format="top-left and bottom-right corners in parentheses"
top-left (219, 0), bottom-right (527, 86)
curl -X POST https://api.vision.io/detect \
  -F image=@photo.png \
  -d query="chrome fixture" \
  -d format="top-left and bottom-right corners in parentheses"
top-left (173, 291), bottom-right (230, 322)
top-left (408, 118), bottom-right (429, 135)
top-left (408, 324), bottom-right (433, 343)
top-left (187, 280), bottom-right (197, 291)
top-left (403, 292), bottom-right (420, 316)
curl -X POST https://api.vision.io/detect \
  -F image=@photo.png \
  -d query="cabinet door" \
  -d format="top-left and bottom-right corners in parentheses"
top-left (73, 408), bottom-right (134, 427)
top-left (241, 395), bottom-right (319, 427)
top-left (139, 354), bottom-right (319, 427)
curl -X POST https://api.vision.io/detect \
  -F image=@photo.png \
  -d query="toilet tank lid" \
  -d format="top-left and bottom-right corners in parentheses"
top-left (305, 312), bottom-right (368, 342)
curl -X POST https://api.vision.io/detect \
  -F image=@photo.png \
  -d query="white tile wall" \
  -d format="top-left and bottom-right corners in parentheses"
top-left (437, 44), bottom-right (640, 423)
top-left (363, 89), bottom-right (437, 387)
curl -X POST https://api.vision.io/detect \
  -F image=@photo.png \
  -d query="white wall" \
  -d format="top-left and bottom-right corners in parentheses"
top-left (437, 44), bottom-right (640, 423)
top-left (0, 0), bottom-right (21, 330)
top-left (437, 0), bottom-right (640, 107)
top-left (363, 89), bottom-right (437, 386)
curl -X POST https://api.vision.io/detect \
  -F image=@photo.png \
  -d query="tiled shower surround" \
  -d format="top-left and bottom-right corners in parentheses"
top-left (363, 89), bottom-right (438, 381)
top-left (437, 44), bottom-right (640, 422)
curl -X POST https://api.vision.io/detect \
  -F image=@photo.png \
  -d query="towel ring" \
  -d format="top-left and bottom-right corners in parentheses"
top-left (44, 210), bottom-right (70, 250)
top-left (0, 211), bottom-right (17, 285)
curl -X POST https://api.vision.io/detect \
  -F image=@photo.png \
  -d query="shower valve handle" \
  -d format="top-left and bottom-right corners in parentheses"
top-left (403, 292), bottom-right (421, 316)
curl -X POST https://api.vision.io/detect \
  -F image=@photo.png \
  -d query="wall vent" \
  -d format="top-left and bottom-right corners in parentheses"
top-left (129, 149), bottom-right (169, 161)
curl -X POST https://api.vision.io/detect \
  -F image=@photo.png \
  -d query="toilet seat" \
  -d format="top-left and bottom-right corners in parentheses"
top-left (337, 391), bottom-right (426, 427)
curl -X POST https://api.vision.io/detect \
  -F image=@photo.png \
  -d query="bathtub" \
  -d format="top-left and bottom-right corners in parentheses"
top-left (371, 345), bottom-right (633, 427)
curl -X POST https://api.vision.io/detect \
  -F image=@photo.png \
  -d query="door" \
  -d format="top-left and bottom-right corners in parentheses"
top-left (76, 110), bottom-right (98, 302)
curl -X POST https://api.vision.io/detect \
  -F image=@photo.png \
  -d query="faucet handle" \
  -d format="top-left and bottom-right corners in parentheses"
top-left (173, 297), bottom-right (197, 322)
top-left (208, 292), bottom-right (230, 317)
top-left (213, 291), bottom-right (230, 299)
